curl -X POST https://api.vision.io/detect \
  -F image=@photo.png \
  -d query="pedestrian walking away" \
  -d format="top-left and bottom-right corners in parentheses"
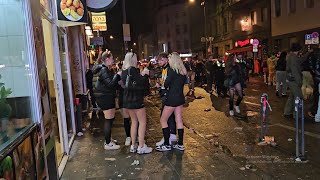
top-left (224, 54), bottom-right (244, 116)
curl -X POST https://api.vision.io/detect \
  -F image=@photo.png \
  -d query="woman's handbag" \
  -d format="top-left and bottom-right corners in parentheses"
top-left (125, 68), bottom-right (137, 90)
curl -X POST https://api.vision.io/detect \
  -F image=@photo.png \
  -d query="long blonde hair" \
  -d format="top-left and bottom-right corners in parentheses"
top-left (168, 52), bottom-right (187, 75)
top-left (123, 52), bottom-right (137, 70)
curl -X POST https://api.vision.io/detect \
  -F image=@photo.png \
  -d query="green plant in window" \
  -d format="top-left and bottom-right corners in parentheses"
top-left (0, 75), bottom-right (12, 119)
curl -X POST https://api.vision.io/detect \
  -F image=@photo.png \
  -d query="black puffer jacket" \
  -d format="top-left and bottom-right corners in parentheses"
top-left (276, 57), bottom-right (286, 71)
top-left (92, 64), bottom-right (120, 98)
top-left (308, 50), bottom-right (320, 84)
top-left (121, 67), bottom-right (149, 109)
top-left (225, 64), bottom-right (243, 87)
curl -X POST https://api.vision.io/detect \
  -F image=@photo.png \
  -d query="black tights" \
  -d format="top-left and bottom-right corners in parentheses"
top-left (124, 118), bottom-right (131, 137)
top-left (229, 83), bottom-right (243, 110)
top-left (104, 118), bottom-right (115, 144)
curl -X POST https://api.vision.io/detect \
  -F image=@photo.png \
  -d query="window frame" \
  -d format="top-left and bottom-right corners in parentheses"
top-left (274, 0), bottom-right (281, 17)
top-left (305, 0), bottom-right (315, 8)
top-left (288, 0), bottom-right (296, 14)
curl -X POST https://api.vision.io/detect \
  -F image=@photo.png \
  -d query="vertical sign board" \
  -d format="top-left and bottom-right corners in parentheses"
top-left (92, 12), bottom-right (107, 31)
top-left (305, 32), bottom-right (319, 45)
top-left (123, 24), bottom-right (131, 41)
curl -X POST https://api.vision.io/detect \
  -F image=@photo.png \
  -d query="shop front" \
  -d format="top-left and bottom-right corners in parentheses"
top-left (227, 38), bottom-right (265, 60)
top-left (0, 0), bottom-right (88, 179)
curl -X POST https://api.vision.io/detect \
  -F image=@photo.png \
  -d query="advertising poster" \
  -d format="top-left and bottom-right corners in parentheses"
top-left (58, 0), bottom-right (88, 23)
top-left (13, 137), bottom-right (36, 180)
top-left (32, 127), bottom-right (47, 180)
top-left (0, 155), bottom-right (14, 180)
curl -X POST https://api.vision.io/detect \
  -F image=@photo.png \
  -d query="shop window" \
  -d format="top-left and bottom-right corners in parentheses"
top-left (176, 25), bottom-right (180, 35)
top-left (288, 0), bottom-right (296, 14)
top-left (275, 0), bottom-right (281, 17)
top-left (184, 24), bottom-right (188, 33)
top-left (274, 39), bottom-right (282, 51)
top-left (305, 0), bottom-right (314, 8)
top-left (176, 40), bottom-right (182, 51)
top-left (184, 39), bottom-right (189, 49)
top-left (261, 8), bottom-right (267, 22)
top-left (0, 1), bottom-right (38, 150)
top-left (251, 11), bottom-right (256, 25)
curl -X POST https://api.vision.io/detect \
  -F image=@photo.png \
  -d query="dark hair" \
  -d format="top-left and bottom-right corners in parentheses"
top-left (290, 43), bottom-right (302, 52)
top-left (157, 52), bottom-right (168, 59)
top-left (225, 55), bottom-right (235, 75)
top-left (279, 51), bottom-right (287, 60)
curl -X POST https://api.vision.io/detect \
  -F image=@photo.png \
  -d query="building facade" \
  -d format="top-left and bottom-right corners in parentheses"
top-left (208, 0), bottom-right (271, 58)
top-left (155, 1), bottom-right (192, 54)
top-left (271, 0), bottom-right (320, 52)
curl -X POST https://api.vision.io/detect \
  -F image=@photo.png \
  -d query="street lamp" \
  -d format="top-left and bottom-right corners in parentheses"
top-left (133, 43), bottom-right (137, 46)
top-left (189, 0), bottom-right (195, 3)
top-left (110, 35), bottom-right (114, 40)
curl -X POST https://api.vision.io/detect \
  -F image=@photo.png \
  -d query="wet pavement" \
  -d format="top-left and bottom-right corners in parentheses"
top-left (62, 77), bottom-right (320, 179)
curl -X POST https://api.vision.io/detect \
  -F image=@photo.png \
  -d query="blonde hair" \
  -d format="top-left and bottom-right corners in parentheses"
top-left (123, 52), bottom-right (138, 70)
top-left (168, 52), bottom-right (187, 75)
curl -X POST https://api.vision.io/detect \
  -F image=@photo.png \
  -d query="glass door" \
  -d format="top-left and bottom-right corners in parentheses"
top-left (57, 29), bottom-right (76, 145)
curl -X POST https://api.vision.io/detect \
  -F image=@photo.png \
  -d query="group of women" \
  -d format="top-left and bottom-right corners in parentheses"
top-left (92, 51), bottom-right (187, 154)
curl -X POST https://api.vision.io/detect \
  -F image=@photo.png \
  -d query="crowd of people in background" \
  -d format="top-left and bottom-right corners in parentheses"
top-left (84, 43), bottom-right (320, 155)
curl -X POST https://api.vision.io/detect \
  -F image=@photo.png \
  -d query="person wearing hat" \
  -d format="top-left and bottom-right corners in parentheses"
top-left (284, 43), bottom-right (312, 118)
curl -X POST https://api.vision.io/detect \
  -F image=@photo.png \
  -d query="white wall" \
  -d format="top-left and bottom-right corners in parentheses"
top-left (0, 0), bottom-right (31, 97)
top-left (272, 0), bottom-right (320, 36)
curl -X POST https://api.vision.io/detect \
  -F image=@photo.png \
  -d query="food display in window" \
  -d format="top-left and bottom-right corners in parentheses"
top-left (60, 0), bottom-right (84, 21)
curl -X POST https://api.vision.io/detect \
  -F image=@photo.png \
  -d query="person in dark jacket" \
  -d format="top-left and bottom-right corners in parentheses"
top-left (284, 43), bottom-right (311, 118)
top-left (215, 58), bottom-right (226, 97)
top-left (121, 52), bottom-right (153, 154)
top-left (93, 51), bottom-right (121, 150)
top-left (275, 51), bottom-right (287, 96)
top-left (155, 53), bottom-right (177, 147)
top-left (185, 57), bottom-right (196, 97)
top-left (86, 65), bottom-right (97, 108)
top-left (156, 52), bottom-right (187, 152)
top-left (308, 48), bottom-right (320, 122)
top-left (116, 62), bottom-right (131, 146)
top-left (205, 55), bottom-right (215, 93)
top-left (225, 54), bottom-right (244, 116)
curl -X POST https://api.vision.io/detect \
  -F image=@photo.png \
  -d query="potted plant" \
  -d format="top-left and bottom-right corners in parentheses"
top-left (0, 75), bottom-right (12, 132)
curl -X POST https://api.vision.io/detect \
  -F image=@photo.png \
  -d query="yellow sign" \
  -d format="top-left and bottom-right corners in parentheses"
top-left (92, 12), bottom-right (107, 31)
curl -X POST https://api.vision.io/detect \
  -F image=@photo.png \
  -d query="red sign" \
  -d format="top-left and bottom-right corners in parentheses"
top-left (235, 39), bottom-right (250, 47)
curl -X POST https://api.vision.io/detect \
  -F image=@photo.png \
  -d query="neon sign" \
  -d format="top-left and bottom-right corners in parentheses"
top-left (235, 39), bottom-right (250, 47)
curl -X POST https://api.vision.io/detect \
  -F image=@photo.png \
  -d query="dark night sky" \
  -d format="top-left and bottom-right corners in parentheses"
top-left (102, 0), bottom-right (152, 58)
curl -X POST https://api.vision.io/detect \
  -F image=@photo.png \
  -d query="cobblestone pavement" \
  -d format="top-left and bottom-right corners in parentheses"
top-left (62, 77), bottom-right (320, 180)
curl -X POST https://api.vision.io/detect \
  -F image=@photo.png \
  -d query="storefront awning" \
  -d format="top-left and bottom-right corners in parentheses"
top-left (227, 45), bottom-right (263, 54)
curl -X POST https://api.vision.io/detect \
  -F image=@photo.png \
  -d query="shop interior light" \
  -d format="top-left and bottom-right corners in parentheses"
top-left (0, 64), bottom-right (5, 68)
top-left (85, 26), bottom-right (91, 30)
top-left (250, 39), bottom-right (254, 44)
top-left (85, 29), bottom-right (93, 36)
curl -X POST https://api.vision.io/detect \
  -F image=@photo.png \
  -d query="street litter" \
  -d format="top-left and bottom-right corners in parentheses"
top-left (204, 108), bottom-right (211, 112)
top-left (205, 133), bottom-right (220, 139)
top-left (245, 165), bottom-right (252, 169)
top-left (149, 128), bottom-right (155, 131)
top-left (105, 158), bottom-right (116, 161)
top-left (118, 174), bottom-right (123, 177)
top-left (131, 160), bottom-right (140, 166)
top-left (211, 165), bottom-right (215, 168)
top-left (251, 169), bottom-right (257, 172)
top-left (126, 156), bottom-right (131, 159)
top-left (239, 167), bottom-right (246, 171)
top-left (135, 168), bottom-right (142, 170)
top-left (288, 138), bottom-right (293, 142)
top-left (247, 111), bottom-right (259, 117)
top-left (234, 127), bottom-right (243, 131)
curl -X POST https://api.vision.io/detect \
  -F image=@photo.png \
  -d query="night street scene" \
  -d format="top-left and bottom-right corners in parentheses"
top-left (1, 0), bottom-right (320, 179)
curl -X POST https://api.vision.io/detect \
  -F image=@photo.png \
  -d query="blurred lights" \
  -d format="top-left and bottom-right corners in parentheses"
top-left (110, 35), bottom-right (114, 39)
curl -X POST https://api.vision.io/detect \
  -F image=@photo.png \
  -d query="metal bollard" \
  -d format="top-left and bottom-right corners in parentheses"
top-left (259, 93), bottom-right (272, 142)
top-left (295, 97), bottom-right (306, 161)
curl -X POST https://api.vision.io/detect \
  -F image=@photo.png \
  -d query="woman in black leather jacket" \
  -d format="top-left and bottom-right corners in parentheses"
top-left (93, 51), bottom-right (121, 150)
top-left (225, 54), bottom-right (244, 116)
top-left (156, 52), bottom-right (187, 152)
top-left (121, 52), bottom-right (153, 154)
